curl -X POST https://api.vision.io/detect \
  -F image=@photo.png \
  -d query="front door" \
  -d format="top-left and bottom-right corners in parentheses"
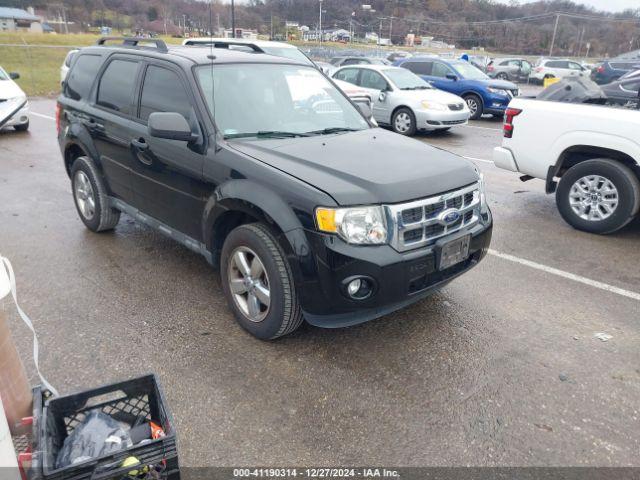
top-left (128, 62), bottom-right (207, 241)
top-left (358, 69), bottom-right (392, 123)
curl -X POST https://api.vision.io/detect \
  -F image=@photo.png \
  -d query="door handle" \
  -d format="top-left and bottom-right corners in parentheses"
top-left (131, 138), bottom-right (149, 151)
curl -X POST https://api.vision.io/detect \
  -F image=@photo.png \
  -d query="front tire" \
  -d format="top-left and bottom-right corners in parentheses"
top-left (464, 94), bottom-right (483, 120)
top-left (555, 159), bottom-right (640, 234)
top-left (391, 107), bottom-right (416, 136)
top-left (70, 156), bottom-right (120, 232)
top-left (221, 223), bottom-right (304, 340)
top-left (496, 72), bottom-right (509, 80)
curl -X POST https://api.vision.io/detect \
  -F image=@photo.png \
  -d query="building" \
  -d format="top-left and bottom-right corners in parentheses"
top-left (223, 28), bottom-right (258, 40)
top-left (0, 7), bottom-right (43, 33)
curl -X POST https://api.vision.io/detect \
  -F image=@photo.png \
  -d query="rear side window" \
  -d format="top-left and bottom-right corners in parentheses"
top-left (611, 63), bottom-right (635, 70)
top-left (96, 59), bottom-right (139, 115)
top-left (403, 61), bottom-right (431, 75)
top-left (139, 65), bottom-right (193, 123)
top-left (64, 54), bottom-right (101, 101)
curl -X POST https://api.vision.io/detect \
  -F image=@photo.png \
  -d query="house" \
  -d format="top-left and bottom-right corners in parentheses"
top-left (0, 7), bottom-right (43, 33)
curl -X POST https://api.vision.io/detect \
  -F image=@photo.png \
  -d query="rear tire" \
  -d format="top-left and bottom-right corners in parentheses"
top-left (391, 107), bottom-right (416, 136)
top-left (220, 223), bottom-right (304, 340)
top-left (70, 156), bottom-right (120, 232)
top-left (555, 158), bottom-right (640, 234)
top-left (464, 94), bottom-right (483, 120)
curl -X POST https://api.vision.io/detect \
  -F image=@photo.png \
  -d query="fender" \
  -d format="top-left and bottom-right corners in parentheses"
top-left (550, 131), bottom-right (640, 170)
top-left (202, 179), bottom-right (314, 265)
top-left (62, 122), bottom-right (101, 175)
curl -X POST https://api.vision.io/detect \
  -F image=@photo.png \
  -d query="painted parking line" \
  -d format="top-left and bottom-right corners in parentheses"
top-left (488, 249), bottom-right (640, 302)
top-left (30, 112), bottom-right (55, 121)
top-left (462, 124), bottom-right (502, 132)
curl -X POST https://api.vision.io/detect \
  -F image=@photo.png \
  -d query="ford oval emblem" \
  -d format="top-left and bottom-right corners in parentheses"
top-left (438, 208), bottom-right (461, 226)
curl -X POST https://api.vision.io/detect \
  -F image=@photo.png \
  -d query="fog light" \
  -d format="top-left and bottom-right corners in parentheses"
top-left (347, 279), bottom-right (362, 296)
top-left (342, 275), bottom-right (375, 300)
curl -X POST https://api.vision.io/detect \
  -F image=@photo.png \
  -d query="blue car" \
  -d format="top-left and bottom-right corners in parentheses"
top-left (591, 60), bottom-right (640, 85)
top-left (394, 57), bottom-right (519, 120)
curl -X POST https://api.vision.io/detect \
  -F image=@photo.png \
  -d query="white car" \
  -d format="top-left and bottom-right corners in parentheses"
top-left (332, 64), bottom-right (470, 135)
top-left (182, 37), bottom-right (313, 65)
top-left (530, 59), bottom-right (589, 83)
top-left (60, 49), bottom-right (79, 85)
top-left (493, 97), bottom-right (640, 233)
top-left (0, 66), bottom-right (29, 132)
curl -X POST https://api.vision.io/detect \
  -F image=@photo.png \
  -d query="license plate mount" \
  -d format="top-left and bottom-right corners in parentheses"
top-left (437, 234), bottom-right (471, 270)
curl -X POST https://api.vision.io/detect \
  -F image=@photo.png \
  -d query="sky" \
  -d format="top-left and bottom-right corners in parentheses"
top-left (495, 0), bottom-right (640, 12)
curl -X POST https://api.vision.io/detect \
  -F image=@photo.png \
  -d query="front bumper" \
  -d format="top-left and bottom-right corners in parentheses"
top-left (299, 214), bottom-right (493, 328)
top-left (483, 93), bottom-right (512, 115)
top-left (1, 102), bottom-right (29, 128)
top-left (414, 109), bottom-right (470, 130)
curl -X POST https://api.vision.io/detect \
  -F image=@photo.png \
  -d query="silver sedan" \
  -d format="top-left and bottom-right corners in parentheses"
top-left (332, 64), bottom-right (470, 135)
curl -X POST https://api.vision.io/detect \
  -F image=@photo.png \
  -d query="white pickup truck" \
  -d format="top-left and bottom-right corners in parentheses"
top-left (493, 98), bottom-right (640, 234)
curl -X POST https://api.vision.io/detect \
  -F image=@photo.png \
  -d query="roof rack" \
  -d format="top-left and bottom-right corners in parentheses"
top-left (95, 37), bottom-right (168, 53)
top-left (183, 39), bottom-right (264, 53)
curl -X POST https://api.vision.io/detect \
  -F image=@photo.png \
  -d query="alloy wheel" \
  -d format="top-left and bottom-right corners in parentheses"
top-left (466, 98), bottom-right (478, 116)
top-left (227, 246), bottom-right (271, 322)
top-left (74, 170), bottom-right (96, 220)
top-left (569, 175), bottom-right (619, 221)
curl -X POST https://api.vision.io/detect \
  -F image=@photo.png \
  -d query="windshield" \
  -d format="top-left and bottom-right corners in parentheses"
top-left (451, 62), bottom-right (489, 80)
top-left (262, 47), bottom-right (313, 65)
top-left (196, 64), bottom-right (369, 138)
top-left (383, 68), bottom-right (432, 90)
top-left (0, 67), bottom-right (9, 81)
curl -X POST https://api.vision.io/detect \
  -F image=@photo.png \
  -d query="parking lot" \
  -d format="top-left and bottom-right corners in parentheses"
top-left (1, 97), bottom-right (639, 466)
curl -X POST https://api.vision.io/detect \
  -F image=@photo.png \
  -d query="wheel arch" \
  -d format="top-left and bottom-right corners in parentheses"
top-left (202, 180), bottom-right (312, 277)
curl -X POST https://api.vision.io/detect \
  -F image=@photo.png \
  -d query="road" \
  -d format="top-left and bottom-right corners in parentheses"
top-left (1, 99), bottom-right (639, 467)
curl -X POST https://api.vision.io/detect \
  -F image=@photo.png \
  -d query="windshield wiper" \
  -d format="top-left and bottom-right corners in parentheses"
top-left (306, 127), bottom-right (360, 135)
top-left (225, 131), bottom-right (310, 139)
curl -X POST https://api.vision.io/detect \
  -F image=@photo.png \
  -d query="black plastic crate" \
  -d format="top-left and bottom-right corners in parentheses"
top-left (36, 374), bottom-right (179, 480)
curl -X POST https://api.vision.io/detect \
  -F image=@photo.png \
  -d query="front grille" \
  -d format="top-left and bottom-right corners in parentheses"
top-left (448, 103), bottom-right (464, 111)
top-left (386, 183), bottom-right (481, 252)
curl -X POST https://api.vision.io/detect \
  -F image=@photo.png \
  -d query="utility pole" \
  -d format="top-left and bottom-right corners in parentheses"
top-left (319, 0), bottom-right (323, 43)
top-left (389, 16), bottom-right (393, 43)
top-left (270, 14), bottom-right (273, 40)
top-left (231, 0), bottom-right (236, 38)
top-left (378, 18), bottom-right (382, 46)
top-left (549, 13), bottom-right (560, 57)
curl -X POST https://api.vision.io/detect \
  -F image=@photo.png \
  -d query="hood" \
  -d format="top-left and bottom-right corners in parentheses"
top-left (397, 88), bottom-right (465, 105)
top-left (227, 128), bottom-right (478, 205)
top-left (0, 79), bottom-right (26, 100)
top-left (476, 78), bottom-right (518, 90)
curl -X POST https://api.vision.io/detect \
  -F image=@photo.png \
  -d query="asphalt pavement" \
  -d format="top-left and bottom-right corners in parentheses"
top-left (0, 99), bottom-right (639, 467)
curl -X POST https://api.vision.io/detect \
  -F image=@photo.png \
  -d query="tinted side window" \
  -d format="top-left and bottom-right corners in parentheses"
top-left (334, 68), bottom-right (359, 85)
top-left (545, 61), bottom-right (561, 68)
top-left (139, 65), bottom-right (193, 122)
top-left (64, 54), bottom-right (102, 101)
top-left (96, 59), bottom-right (139, 115)
top-left (343, 58), bottom-right (364, 66)
top-left (431, 62), bottom-right (452, 78)
top-left (403, 61), bottom-right (431, 75)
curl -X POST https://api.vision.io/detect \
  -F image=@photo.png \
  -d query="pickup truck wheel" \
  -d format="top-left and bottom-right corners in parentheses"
top-left (220, 223), bottom-right (304, 340)
top-left (391, 108), bottom-right (416, 136)
top-left (70, 156), bottom-right (120, 232)
top-left (463, 94), bottom-right (483, 120)
top-left (556, 159), bottom-right (640, 234)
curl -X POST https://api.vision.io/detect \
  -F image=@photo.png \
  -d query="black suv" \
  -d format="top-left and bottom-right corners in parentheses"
top-left (57, 38), bottom-right (493, 339)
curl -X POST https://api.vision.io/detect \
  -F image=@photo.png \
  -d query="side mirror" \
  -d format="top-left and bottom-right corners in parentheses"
top-left (445, 74), bottom-right (458, 81)
top-left (356, 101), bottom-right (373, 119)
top-left (148, 112), bottom-right (197, 142)
top-left (9, 72), bottom-right (20, 80)
top-left (378, 91), bottom-right (387, 102)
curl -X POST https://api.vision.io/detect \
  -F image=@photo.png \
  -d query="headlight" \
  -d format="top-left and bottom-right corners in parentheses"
top-left (420, 100), bottom-right (448, 111)
top-left (487, 87), bottom-right (508, 96)
top-left (316, 206), bottom-right (387, 245)
top-left (478, 173), bottom-right (489, 214)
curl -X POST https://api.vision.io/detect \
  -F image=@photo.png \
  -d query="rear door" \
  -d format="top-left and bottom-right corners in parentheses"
top-left (88, 55), bottom-right (142, 205)
top-left (127, 60), bottom-right (207, 240)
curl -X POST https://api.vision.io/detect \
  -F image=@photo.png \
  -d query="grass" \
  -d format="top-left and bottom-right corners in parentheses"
top-left (0, 33), bottom-right (183, 97)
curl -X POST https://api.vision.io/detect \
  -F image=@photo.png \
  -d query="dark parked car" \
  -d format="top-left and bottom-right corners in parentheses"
top-left (395, 57), bottom-right (519, 120)
top-left (591, 60), bottom-right (640, 84)
top-left (57, 37), bottom-right (492, 339)
top-left (601, 71), bottom-right (640, 107)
